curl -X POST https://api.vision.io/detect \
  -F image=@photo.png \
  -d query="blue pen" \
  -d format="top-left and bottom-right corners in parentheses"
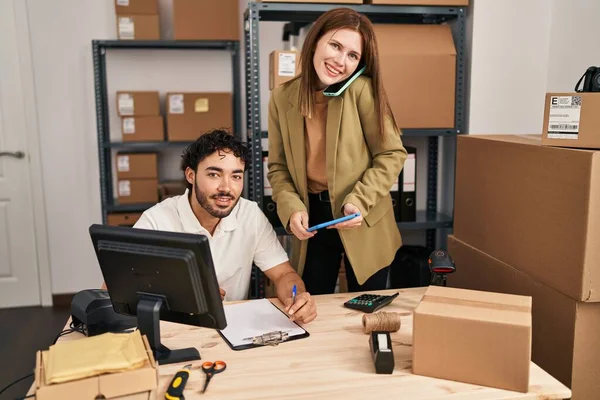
top-left (292, 285), bottom-right (297, 306)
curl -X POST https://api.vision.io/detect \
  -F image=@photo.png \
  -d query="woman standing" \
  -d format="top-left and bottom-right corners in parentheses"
top-left (267, 8), bottom-right (407, 294)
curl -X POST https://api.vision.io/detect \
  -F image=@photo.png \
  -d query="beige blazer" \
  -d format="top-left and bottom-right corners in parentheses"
top-left (266, 76), bottom-right (407, 285)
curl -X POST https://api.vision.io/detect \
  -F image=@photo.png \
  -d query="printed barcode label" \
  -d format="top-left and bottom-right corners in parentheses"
top-left (117, 156), bottom-right (130, 172)
top-left (122, 118), bottom-right (135, 134)
top-left (548, 95), bottom-right (581, 139)
top-left (169, 94), bottom-right (184, 114)
top-left (118, 93), bottom-right (134, 115)
top-left (117, 0), bottom-right (129, 5)
top-left (278, 53), bottom-right (296, 77)
top-left (118, 181), bottom-right (131, 196)
top-left (118, 17), bottom-right (135, 40)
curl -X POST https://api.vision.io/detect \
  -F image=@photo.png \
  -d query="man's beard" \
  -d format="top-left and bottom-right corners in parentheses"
top-left (194, 184), bottom-right (238, 219)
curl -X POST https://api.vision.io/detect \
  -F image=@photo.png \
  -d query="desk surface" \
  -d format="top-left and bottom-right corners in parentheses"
top-left (44, 288), bottom-right (571, 400)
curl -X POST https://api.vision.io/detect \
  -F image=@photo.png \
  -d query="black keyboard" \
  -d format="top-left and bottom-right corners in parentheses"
top-left (343, 292), bottom-right (399, 313)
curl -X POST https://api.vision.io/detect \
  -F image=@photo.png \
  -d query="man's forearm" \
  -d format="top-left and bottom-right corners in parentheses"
top-left (275, 270), bottom-right (306, 304)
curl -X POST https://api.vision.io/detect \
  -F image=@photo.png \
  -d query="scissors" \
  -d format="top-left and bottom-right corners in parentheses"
top-left (201, 360), bottom-right (227, 393)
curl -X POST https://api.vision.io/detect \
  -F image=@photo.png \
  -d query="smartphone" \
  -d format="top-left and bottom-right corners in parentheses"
top-left (307, 213), bottom-right (361, 232)
top-left (323, 65), bottom-right (366, 97)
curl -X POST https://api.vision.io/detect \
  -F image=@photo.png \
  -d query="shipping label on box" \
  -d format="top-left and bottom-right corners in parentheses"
top-left (546, 95), bottom-right (582, 140)
top-left (118, 17), bottom-right (135, 40)
top-left (269, 50), bottom-right (299, 90)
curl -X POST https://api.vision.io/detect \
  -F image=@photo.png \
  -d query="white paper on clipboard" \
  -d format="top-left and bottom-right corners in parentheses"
top-left (219, 299), bottom-right (307, 348)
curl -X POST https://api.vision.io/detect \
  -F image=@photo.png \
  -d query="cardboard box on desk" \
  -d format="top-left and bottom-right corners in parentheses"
top-left (453, 134), bottom-right (600, 302)
top-left (34, 335), bottom-right (158, 400)
top-left (166, 92), bottom-right (233, 142)
top-left (374, 24), bottom-right (455, 128)
top-left (413, 285), bottom-right (532, 393)
top-left (542, 92), bottom-right (600, 150)
top-left (448, 235), bottom-right (600, 400)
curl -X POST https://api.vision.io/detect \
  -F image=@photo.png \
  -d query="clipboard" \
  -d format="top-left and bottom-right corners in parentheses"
top-left (217, 298), bottom-right (310, 351)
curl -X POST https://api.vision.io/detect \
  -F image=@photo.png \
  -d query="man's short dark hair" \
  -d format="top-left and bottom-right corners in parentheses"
top-left (181, 129), bottom-right (251, 191)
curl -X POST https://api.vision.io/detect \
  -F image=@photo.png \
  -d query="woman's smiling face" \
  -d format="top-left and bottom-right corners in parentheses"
top-left (312, 28), bottom-right (363, 90)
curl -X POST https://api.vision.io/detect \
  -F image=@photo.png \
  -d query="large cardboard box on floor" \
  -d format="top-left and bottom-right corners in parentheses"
top-left (413, 285), bottom-right (532, 392)
top-left (453, 134), bottom-right (600, 302)
top-left (173, 0), bottom-right (239, 40)
top-left (166, 92), bottom-right (233, 142)
top-left (448, 235), bottom-right (600, 400)
top-left (542, 92), bottom-right (600, 150)
top-left (373, 24), bottom-right (456, 128)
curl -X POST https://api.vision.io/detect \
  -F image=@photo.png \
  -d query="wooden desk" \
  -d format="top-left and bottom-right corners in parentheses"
top-left (39, 288), bottom-right (571, 399)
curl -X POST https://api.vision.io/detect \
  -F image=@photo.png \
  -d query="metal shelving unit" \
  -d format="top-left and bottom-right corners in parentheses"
top-left (244, 2), bottom-right (467, 298)
top-left (92, 39), bottom-right (242, 222)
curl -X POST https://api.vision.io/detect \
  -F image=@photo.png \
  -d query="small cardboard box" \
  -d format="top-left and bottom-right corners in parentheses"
top-left (166, 92), bottom-right (233, 142)
top-left (259, 0), bottom-right (362, 3)
top-left (107, 213), bottom-right (143, 227)
top-left (542, 92), bottom-right (600, 150)
top-left (373, 24), bottom-right (456, 128)
top-left (158, 180), bottom-right (187, 201)
top-left (454, 134), bottom-right (600, 302)
top-left (116, 15), bottom-right (160, 40)
top-left (413, 285), bottom-right (532, 392)
top-left (364, 0), bottom-right (468, 5)
top-left (34, 335), bottom-right (158, 400)
top-left (114, 0), bottom-right (158, 15)
top-left (117, 179), bottom-right (158, 204)
top-left (121, 116), bottom-right (164, 142)
top-left (269, 50), bottom-right (299, 90)
top-left (117, 91), bottom-right (160, 117)
top-left (448, 235), bottom-right (600, 400)
top-left (173, 0), bottom-right (239, 40)
top-left (116, 153), bottom-right (157, 180)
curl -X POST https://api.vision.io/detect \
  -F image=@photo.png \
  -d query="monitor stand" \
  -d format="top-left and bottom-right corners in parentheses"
top-left (137, 294), bottom-right (201, 365)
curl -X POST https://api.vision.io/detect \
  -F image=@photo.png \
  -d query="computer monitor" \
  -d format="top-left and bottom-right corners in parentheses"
top-left (89, 224), bottom-right (227, 365)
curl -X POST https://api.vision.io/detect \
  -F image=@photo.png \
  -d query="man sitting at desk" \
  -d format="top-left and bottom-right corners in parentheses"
top-left (104, 129), bottom-right (316, 324)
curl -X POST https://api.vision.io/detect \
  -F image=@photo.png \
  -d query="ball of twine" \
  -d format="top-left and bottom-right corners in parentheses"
top-left (362, 311), bottom-right (402, 334)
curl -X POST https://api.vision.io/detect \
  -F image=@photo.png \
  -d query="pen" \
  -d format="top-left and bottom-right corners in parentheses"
top-left (292, 284), bottom-right (297, 307)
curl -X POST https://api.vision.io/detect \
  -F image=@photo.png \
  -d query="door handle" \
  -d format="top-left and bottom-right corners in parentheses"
top-left (0, 151), bottom-right (25, 159)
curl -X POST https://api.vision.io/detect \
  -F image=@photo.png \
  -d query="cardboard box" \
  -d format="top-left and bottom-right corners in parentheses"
top-left (116, 15), bottom-right (160, 40)
top-left (448, 235), bottom-right (600, 400)
top-left (117, 179), bottom-right (158, 204)
top-left (107, 213), bottom-right (143, 227)
top-left (542, 92), bottom-right (600, 150)
top-left (116, 91), bottom-right (160, 117)
top-left (453, 134), bottom-right (600, 302)
top-left (121, 116), bottom-right (164, 142)
top-left (373, 24), bottom-right (456, 128)
top-left (413, 285), bottom-right (532, 392)
top-left (364, 0), bottom-right (468, 4)
top-left (259, 0), bottom-right (362, 3)
top-left (269, 50), bottom-right (299, 90)
top-left (173, 0), bottom-right (239, 40)
top-left (34, 335), bottom-right (157, 400)
top-left (166, 92), bottom-right (233, 142)
top-left (116, 153), bottom-right (157, 180)
top-left (158, 181), bottom-right (187, 201)
top-left (114, 0), bottom-right (158, 15)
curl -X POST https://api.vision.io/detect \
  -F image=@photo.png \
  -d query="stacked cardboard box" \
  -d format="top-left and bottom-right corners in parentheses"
top-left (114, 0), bottom-right (160, 40)
top-left (269, 50), bottom-right (300, 90)
top-left (115, 153), bottom-right (159, 205)
top-left (448, 134), bottom-right (600, 399)
top-left (117, 91), bottom-right (164, 142)
top-left (172, 0), bottom-right (239, 40)
top-left (166, 92), bottom-right (233, 141)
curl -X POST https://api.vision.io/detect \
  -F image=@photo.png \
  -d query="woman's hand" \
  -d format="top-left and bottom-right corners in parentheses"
top-left (328, 203), bottom-right (363, 230)
top-left (289, 211), bottom-right (316, 240)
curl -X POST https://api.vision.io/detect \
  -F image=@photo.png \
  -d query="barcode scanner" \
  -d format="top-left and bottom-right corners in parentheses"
top-left (428, 249), bottom-right (455, 287)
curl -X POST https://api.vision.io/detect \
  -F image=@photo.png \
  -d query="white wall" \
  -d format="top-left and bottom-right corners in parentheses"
top-left (24, 0), bottom-right (600, 294)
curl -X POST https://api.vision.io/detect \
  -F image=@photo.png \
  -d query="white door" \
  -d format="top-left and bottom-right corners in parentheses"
top-left (0, 0), bottom-right (44, 308)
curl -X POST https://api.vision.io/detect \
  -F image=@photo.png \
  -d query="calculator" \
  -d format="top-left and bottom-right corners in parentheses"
top-left (343, 292), bottom-right (400, 313)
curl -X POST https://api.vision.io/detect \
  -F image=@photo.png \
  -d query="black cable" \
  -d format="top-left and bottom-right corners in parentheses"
top-left (0, 373), bottom-right (33, 398)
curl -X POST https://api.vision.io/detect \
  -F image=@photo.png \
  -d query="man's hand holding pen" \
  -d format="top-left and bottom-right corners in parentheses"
top-left (284, 288), bottom-right (317, 324)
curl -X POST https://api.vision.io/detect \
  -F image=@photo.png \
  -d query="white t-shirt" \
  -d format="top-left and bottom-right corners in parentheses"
top-left (133, 190), bottom-right (289, 301)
